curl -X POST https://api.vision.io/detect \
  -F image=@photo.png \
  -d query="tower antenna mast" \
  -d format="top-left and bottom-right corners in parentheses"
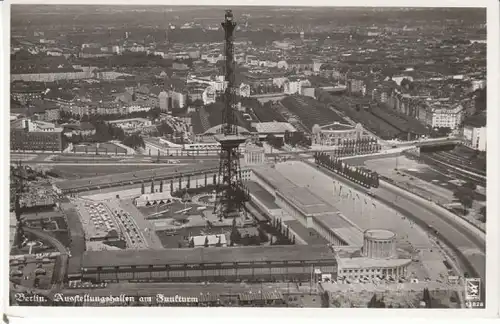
top-left (213, 10), bottom-right (249, 221)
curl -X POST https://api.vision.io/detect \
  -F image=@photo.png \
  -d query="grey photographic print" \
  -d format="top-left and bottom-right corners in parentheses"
top-left (7, 2), bottom-right (492, 314)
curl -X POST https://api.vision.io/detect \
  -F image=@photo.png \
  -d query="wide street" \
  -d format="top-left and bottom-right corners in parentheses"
top-left (312, 162), bottom-right (485, 284)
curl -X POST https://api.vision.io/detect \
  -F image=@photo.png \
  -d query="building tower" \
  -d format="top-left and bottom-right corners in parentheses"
top-left (213, 10), bottom-right (249, 220)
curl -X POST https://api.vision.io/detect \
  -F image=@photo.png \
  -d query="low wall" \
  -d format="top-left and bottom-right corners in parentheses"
top-left (378, 178), bottom-right (485, 283)
top-left (379, 175), bottom-right (485, 235)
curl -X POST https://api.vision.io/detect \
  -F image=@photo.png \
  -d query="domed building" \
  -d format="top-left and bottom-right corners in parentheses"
top-left (335, 229), bottom-right (411, 281)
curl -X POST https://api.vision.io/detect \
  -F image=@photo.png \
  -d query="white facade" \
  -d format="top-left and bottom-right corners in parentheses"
top-left (463, 125), bottom-right (486, 151)
top-left (277, 61), bottom-right (289, 69)
top-left (302, 87), bottom-right (316, 99)
top-left (391, 75), bottom-right (414, 86)
top-left (238, 83), bottom-right (251, 97)
top-left (471, 79), bottom-right (486, 92)
top-left (427, 104), bottom-right (464, 129)
top-left (284, 81), bottom-right (301, 95)
top-left (272, 77), bottom-right (288, 88)
top-left (202, 86), bottom-right (216, 105)
top-left (189, 234), bottom-right (227, 247)
top-left (159, 91), bottom-right (169, 112)
top-left (244, 144), bottom-right (265, 165)
top-left (206, 54), bottom-right (223, 64)
top-left (126, 105), bottom-right (152, 114)
top-left (170, 91), bottom-right (186, 109)
top-left (107, 118), bottom-right (152, 129)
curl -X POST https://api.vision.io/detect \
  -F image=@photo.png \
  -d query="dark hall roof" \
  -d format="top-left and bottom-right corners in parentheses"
top-left (81, 244), bottom-right (336, 268)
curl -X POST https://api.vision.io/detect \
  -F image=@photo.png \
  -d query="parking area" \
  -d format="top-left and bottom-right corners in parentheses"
top-left (10, 259), bottom-right (56, 290)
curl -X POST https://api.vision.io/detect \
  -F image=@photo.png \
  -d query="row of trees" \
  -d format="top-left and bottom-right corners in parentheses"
top-left (452, 180), bottom-right (484, 222)
top-left (314, 152), bottom-right (380, 188)
top-left (266, 134), bottom-right (284, 150)
top-left (333, 142), bottom-right (382, 157)
top-left (270, 217), bottom-right (295, 245)
top-left (122, 134), bottom-right (145, 150)
top-left (155, 121), bottom-right (175, 137)
top-left (229, 218), bottom-right (269, 247)
top-left (284, 131), bottom-right (312, 148)
top-left (340, 137), bottom-right (377, 147)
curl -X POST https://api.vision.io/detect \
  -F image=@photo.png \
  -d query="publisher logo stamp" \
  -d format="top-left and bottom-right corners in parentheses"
top-left (465, 278), bottom-right (480, 301)
top-left (464, 278), bottom-right (484, 308)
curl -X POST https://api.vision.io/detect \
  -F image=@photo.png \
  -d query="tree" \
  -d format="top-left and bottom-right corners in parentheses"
top-left (453, 187), bottom-right (474, 215)
top-left (230, 219), bottom-right (240, 246)
top-left (368, 294), bottom-right (386, 308)
top-left (258, 228), bottom-right (269, 243)
top-left (423, 288), bottom-right (432, 308)
top-left (463, 181), bottom-right (477, 191)
top-left (367, 294), bottom-right (378, 308)
top-left (321, 291), bottom-right (330, 308)
top-left (215, 235), bottom-right (222, 247)
top-left (479, 206), bottom-right (486, 223)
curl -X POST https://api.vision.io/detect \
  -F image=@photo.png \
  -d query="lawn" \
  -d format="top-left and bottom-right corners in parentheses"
top-left (138, 202), bottom-right (204, 218)
top-left (50, 165), bottom-right (171, 180)
top-left (72, 142), bottom-right (127, 154)
top-left (156, 225), bottom-right (232, 248)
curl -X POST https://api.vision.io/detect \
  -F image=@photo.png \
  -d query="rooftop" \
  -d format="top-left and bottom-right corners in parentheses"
top-left (277, 187), bottom-right (334, 216)
top-left (337, 257), bottom-right (411, 270)
top-left (283, 220), bottom-right (330, 245)
top-left (364, 229), bottom-right (395, 240)
top-left (254, 122), bottom-right (297, 134)
top-left (315, 214), bottom-right (364, 247)
top-left (320, 122), bottom-right (355, 131)
top-left (252, 166), bottom-right (296, 190)
top-left (190, 102), bottom-right (252, 135)
top-left (244, 180), bottom-right (280, 210)
top-left (463, 113), bottom-right (486, 128)
top-left (81, 244), bottom-right (336, 268)
top-left (107, 118), bottom-right (151, 124)
top-left (56, 163), bottom-right (219, 191)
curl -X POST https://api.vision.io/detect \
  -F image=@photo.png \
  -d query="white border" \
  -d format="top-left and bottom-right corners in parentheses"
top-left (1, 0), bottom-right (499, 321)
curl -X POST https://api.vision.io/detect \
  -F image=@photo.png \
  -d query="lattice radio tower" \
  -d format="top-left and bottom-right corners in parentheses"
top-left (213, 10), bottom-right (249, 220)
